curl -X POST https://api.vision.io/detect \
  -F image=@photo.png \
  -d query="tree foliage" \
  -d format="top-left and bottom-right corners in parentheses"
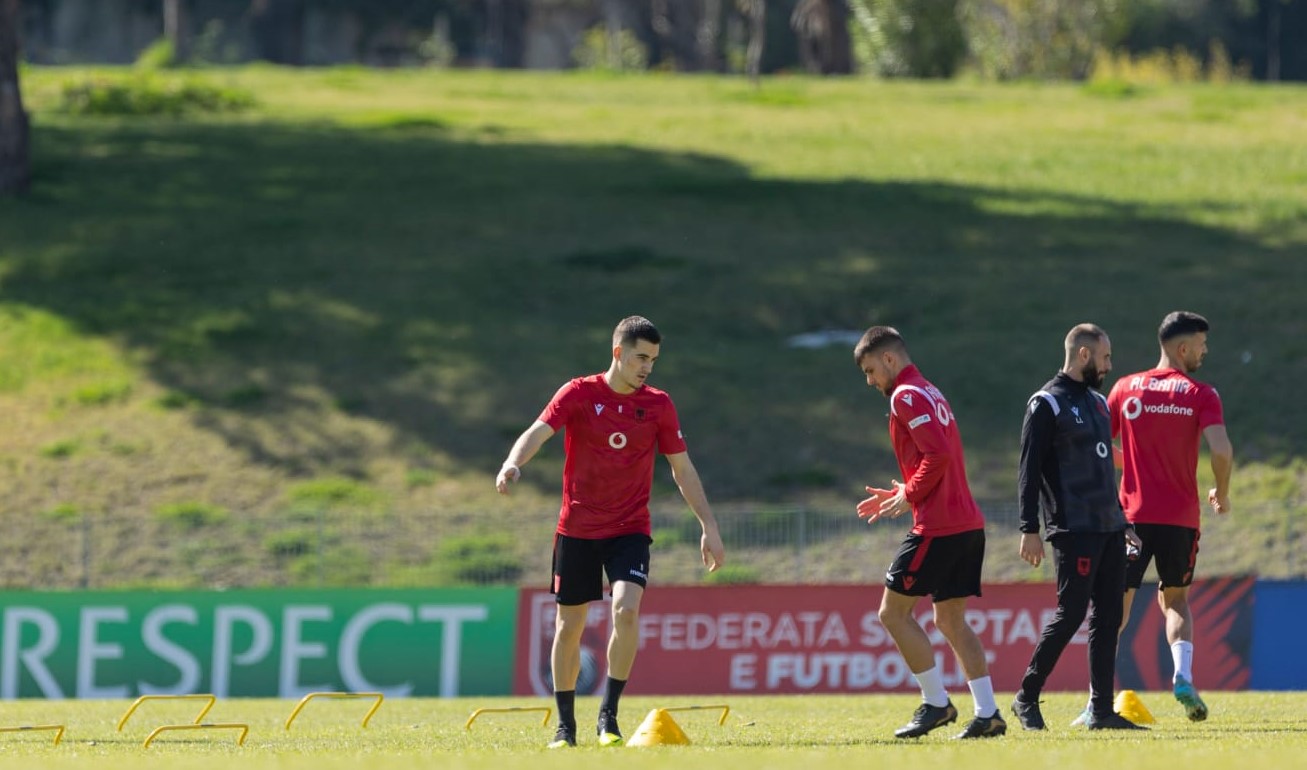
top-left (848, 0), bottom-right (966, 77)
top-left (959, 0), bottom-right (1120, 80)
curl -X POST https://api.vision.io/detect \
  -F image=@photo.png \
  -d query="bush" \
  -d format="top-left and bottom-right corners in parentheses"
top-left (60, 76), bottom-right (256, 117)
top-left (285, 477), bottom-right (386, 513)
top-left (289, 546), bottom-right (373, 587)
top-left (67, 380), bottom-right (133, 407)
top-left (40, 504), bottom-right (82, 523)
top-left (135, 38), bottom-right (177, 71)
top-left (156, 501), bottom-right (229, 529)
top-left (405, 469), bottom-right (438, 489)
top-left (1089, 41), bottom-right (1249, 85)
top-left (39, 439), bottom-right (80, 459)
top-left (264, 528), bottom-right (317, 558)
top-left (703, 563), bottom-right (762, 584)
top-left (572, 25), bottom-right (649, 72)
top-left (960, 0), bottom-right (1116, 80)
top-left (434, 532), bottom-right (523, 585)
top-left (849, 0), bottom-right (967, 77)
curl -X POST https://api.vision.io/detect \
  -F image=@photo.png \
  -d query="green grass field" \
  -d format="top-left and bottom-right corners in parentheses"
top-left (2, 68), bottom-right (1307, 586)
top-left (0, 693), bottom-right (1303, 770)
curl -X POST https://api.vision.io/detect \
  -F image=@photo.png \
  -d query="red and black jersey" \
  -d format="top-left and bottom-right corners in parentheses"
top-left (886, 365), bottom-right (985, 537)
top-left (538, 374), bottom-right (686, 539)
top-left (1108, 368), bottom-right (1224, 529)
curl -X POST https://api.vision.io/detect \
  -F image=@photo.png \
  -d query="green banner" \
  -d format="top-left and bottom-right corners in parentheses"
top-left (0, 588), bottom-right (517, 699)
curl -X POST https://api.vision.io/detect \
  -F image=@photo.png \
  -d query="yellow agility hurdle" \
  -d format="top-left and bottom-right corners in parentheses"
top-left (117, 694), bottom-right (217, 732)
top-left (142, 722), bottom-right (249, 748)
top-left (664, 704), bottom-right (731, 726)
top-left (464, 706), bottom-right (552, 730)
top-left (0, 724), bottom-right (66, 746)
top-left (284, 692), bottom-right (385, 730)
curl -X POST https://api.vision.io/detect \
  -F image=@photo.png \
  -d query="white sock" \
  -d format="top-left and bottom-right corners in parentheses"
top-left (914, 666), bottom-right (949, 708)
top-left (967, 676), bottom-right (997, 717)
top-left (1172, 641), bottom-right (1194, 683)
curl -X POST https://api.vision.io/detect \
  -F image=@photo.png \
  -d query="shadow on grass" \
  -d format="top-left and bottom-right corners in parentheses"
top-left (1, 119), bottom-right (1302, 497)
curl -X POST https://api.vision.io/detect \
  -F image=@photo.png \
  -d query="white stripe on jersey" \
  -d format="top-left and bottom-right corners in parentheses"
top-left (890, 384), bottom-right (938, 418)
top-left (1030, 390), bottom-right (1060, 416)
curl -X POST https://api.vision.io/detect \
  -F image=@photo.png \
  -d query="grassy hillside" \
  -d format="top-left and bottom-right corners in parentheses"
top-left (2, 68), bottom-right (1306, 587)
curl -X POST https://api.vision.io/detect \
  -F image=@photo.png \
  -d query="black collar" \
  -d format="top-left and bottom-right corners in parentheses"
top-left (1053, 371), bottom-right (1092, 394)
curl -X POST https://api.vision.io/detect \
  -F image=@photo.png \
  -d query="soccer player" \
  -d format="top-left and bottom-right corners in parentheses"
top-left (853, 326), bottom-right (1006, 740)
top-left (495, 316), bottom-right (726, 749)
top-left (1012, 323), bottom-right (1145, 731)
top-left (1108, 311), bottom-right (1233, 721)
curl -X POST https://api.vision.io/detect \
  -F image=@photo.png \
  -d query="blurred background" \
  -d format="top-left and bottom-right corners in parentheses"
top-left (1, 0), bottom-right (1305, 591)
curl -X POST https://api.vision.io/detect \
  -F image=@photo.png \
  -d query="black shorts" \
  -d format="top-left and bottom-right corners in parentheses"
top-left (884, 528), bottom-right (985, 602)
top-left (1125, 523), bottom-right (1200, 589)
top-left (551, 533), bottom-right (652, 606)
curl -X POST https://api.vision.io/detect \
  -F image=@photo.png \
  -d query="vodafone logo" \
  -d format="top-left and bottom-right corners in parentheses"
top-left (1123, 396), bottom-right (1194, 420)
top-left (608, 432), bottom-right (628, 450)
top-left (1096, 442), bottom-right (1109, 458)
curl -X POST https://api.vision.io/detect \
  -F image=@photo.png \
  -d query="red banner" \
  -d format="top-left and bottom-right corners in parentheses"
top-left (512, 579), bottom-right (1252, 695)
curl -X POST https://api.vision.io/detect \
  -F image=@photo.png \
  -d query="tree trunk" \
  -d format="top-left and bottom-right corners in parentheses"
top-left (0, 0), bottom-right (30, 196)
top-left (790, 0), bottom-right (851, 74)
top-left (163, 0), bottom-right (189, 62)
top-left (604, 0), bottom-right (622, 69)
top-left (1267, 0), bottom-right (1282, 82)
top-left (249, 0), bottom-right (306, 65)
top-left (744, 0), bottom-right (765, 83)
top-left (652, 0), bottom-right (716, 71)
top-left (696, 0), bottom-right (722, 70)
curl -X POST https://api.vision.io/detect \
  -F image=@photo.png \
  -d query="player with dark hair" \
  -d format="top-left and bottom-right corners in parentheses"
top-left (1107, 310), bottom-right (1233, 721)
top-left (853, 326), bottom-right (1006, 740)
top-left (497, 316), bottom-right (726, 748)
top-left (1012, 323), bottom-right (1145, 731)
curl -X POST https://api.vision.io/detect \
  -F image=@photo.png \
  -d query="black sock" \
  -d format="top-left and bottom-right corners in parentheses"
top-left (555, 690), bottom-right (576, 728)
top-left (601, 677), bottom-right (627, 715)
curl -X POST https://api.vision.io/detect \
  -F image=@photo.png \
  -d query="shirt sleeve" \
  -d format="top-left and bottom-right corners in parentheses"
top-left (1198, 386), bottom-right (1224, 431)
top-left (1018, 395), bottom-right (1055, 534)
top-left (891, 390), bottom-right (951, 504)
top-left (537, 380), bottom-right (579, 431)
top-left (657, 398), bottom-right (688, 455)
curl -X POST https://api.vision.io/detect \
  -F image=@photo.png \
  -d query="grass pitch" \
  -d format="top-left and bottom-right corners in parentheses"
top-left (0, 692), bottom-right (1303, 769)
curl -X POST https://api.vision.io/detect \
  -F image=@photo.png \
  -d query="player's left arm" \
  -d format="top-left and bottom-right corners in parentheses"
top-left (893, 395), bottom-right (951, 510)
top-left (1106, 386), bottom-right (1125, 468)
top-left (1203, 423), bottom-right (1233, 514)
top-left (664, 451), bottom-right (725, 571)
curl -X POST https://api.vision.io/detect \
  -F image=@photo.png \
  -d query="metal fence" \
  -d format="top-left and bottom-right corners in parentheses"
top-left (3, 500), bottom-right (1304, 590)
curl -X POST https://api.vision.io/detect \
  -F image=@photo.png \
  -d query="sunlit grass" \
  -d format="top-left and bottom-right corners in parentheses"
top-left (0, 693), bottom-right (1303, 770)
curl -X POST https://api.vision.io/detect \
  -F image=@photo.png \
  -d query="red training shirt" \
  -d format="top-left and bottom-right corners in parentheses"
top-left (886, 365), bottom-right (985, 536)
top-left (538, 374), bottom-right (687, 539)
top-left (1108, 368), bottom-right (1224, 529)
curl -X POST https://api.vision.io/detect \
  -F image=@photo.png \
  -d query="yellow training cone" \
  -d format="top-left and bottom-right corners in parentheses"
top-left (626, 709), bottom-right (691, 747)
top-left (1114, 690), bottom-right (1156, 724)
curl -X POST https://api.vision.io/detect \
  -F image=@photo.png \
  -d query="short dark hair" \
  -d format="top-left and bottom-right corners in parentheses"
top-left (853, 326), bottom-right (906, 363)
top-left (1064, 323), bottom-right (1108, 355)
top-left (613, 316), bottom-right (661, 348)
top-left (1158, 311), bottom-right (1210, 344)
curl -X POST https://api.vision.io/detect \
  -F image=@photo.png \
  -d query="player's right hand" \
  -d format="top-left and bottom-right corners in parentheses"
top-left (701, 528), bottom-right (726, 572)
top-left (495, 464), bottom-right (520, 494)
top-left (1208, 488), bottom-right (1231, 515)
top-left (1019, 532), bottom-right (1044, 567)
top-left (856, 485), bottom-right (894, 523)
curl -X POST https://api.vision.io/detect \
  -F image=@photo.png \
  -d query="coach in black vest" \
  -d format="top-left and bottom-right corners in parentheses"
top-left (1010, 323), bottom-right (1146, 732)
